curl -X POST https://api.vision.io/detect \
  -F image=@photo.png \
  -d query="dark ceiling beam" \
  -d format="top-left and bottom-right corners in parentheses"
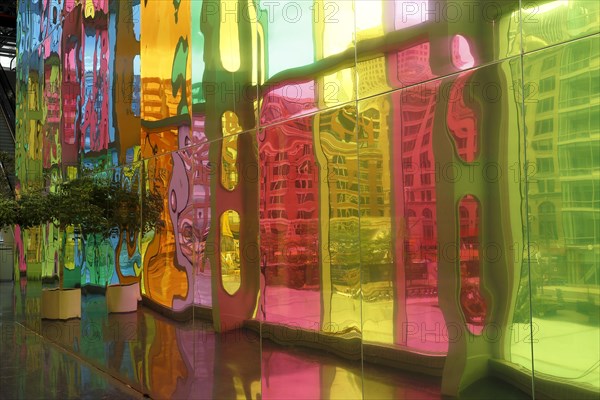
top-left (0, 15), bottom-right (16, 29)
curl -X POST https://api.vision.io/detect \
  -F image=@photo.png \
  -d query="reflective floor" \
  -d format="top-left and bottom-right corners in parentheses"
top-left (0, 283), bottom-right (141, 400)
top-left (1, 281), bottom-right (530, 399)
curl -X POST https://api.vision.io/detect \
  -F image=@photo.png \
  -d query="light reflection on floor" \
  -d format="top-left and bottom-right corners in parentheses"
top-left (2, 280), bottom-right (531, 399)
top-left (0, 282), bottom-right (141, 400)
top-left (260, 286), bottom-right (449, 353)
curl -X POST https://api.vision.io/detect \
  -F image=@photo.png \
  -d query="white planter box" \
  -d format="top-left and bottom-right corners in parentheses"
top-left (41, 288), bottom-right (82, 320)
top-left (106, 282), bottom-right (140, 313)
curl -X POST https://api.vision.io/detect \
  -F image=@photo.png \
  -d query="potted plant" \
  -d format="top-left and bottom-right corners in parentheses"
top-left (1, 161), bottom-right (164, 318)
top-left (37, 177), bottom-right (105, 320)
top-left (103, 170), bottom-right (163, 313)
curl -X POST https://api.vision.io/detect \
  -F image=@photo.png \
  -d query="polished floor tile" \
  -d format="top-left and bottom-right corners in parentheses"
top-left (0, 281), bottom-right (532, 399)
top-left (0, 320), bottom-right (140, 400)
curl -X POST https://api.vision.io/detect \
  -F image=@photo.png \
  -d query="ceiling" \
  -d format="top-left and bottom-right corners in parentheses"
top-left (0, 2), bottom-right (16, 69)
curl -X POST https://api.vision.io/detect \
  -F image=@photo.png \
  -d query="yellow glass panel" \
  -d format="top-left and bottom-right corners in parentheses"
top-left (319, 1), bottom-right (355, 108)
top-left (221, 111), bottom-right (242, 191)
top-left (247, 0), bottom-right (259, 86)
top-left (355, 0), bottom-right (384, 40)
top-left (221, 210), bottom-right (241, 295)
top-left (314, 106), bottom-right (361, 334)
top-left (358, 95), bottom-right (393, 345)
top-left (219, 0), bottom-right (241, 72)
top-left (321, 0), bottom-right (354, 56)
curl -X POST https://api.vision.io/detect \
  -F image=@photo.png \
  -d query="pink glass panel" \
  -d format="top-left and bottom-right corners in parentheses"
top-left (258, 115), bottom-right (321, 330)
top-left (447, 71), bottom-right (479, 163)
top-left (459, 195), bottom-right (487, 335)
top-left (397, 80), bottom-right (448, 353)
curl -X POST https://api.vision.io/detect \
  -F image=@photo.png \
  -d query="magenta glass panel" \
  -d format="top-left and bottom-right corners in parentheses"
top-left (261, 347), bottom-right (321, 399)
top-left (458, 195), bottom-right (486, 335)
top-left (14, 226), bottom-right (27, 274)
top-left (259, 81), bottom-right (318, 127)
top-left (359, 34), bottom-right (476, 98)
top-left (80, 5), bottom-right (110, 165)
top-left (258, 115), bottom-right (320, 329)
top-left (388, 43), bottom-right (437, 90)
top-left (357, 0), bottom-right (520, 99)
top-left (63, 0), bottom-right (79, 14)
top-left (447, 71), bottom-right (479, 163)
top-left (398, 80), bottom-right (447, 353)
top-left (60, 6), bottom-right (81, 169)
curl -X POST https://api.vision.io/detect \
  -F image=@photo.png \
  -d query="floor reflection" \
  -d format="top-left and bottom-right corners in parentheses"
top-left (262, 340), bottom-right (442, 400)
top-left (0, 283), bottom-right (138, 400)
top-left (3, 281), bottom-right (531, 399)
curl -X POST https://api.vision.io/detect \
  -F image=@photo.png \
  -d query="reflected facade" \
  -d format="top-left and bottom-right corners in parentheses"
top-left (12, 0), bottom-right (600, 399)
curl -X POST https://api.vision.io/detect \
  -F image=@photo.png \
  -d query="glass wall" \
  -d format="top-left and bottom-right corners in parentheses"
top-left (13, 0), bottom-right (599, 398)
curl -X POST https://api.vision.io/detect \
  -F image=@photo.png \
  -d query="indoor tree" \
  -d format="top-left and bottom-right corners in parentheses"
top-left (0, 163), bottom-right (164, 289)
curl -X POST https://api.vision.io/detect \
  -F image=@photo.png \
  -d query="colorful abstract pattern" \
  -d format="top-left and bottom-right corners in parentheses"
top-left (14, 1), bottom-right (600, 396)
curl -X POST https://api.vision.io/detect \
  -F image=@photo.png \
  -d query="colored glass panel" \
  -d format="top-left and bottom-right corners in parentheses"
top-left (220, 210), bottom-right (241, 295)
top-left (10, 1), bottom-right (600, 398)
top-left (515, 35), bottom-right (600, 391)
top-left (140, 0), bottom-right (191, 124)
top-left (458, 195), bottom-right (486, 335)
top-left (258, 0), bottom-right (355, 125)
top-left (258, 115), bottom-right (321, 330)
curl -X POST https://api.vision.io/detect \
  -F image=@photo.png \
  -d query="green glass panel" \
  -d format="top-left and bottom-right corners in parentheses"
top-left (522, 0), bottom-right (600, 52)
top-left (521, 35), bottom-right (600, 391)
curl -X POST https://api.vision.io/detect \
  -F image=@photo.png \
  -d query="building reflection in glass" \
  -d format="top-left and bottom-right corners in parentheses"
top-left (259, 112), bottom-right (320, 330)
top-left (10, 0), bottom-right (600, 397)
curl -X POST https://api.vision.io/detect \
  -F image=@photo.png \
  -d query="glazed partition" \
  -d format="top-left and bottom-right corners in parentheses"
top-left (12, 0), bottom-right (600, 398)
